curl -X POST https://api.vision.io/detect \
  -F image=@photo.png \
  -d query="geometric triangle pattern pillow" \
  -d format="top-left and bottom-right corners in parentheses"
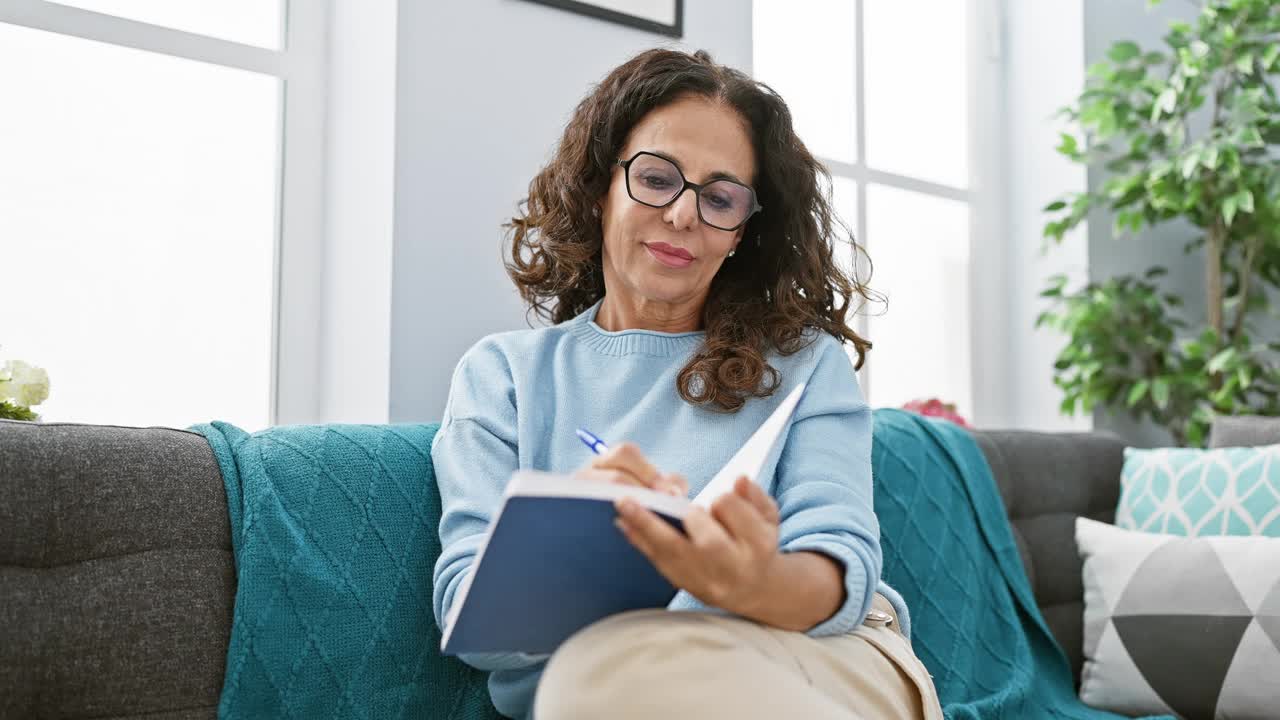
top-left (1076, 517), bottom-right (1280, 720)
top-left (1116, 445), bottom-right (1280, 537)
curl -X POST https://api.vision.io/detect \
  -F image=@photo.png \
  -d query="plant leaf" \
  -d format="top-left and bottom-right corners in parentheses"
top-left (1181, 150), bottom-right (1202, 179)
top-left (1152, 378), bottom-right (1171, 410)
top-left (1236, 189), bottom-right (1254, 214)
top-left (1152, 88), bottom-right (1177, 121)
top-left (1056, 133), bottom-right (1080, 159)
top-left (1201, 144), bottom-right (1220, 170)
top-left (1127, 380), bottom-right (1150, 407)
top-left (1109, 41), bottom-right (1141, 64)
top-left (1263, 44), bottom-right (1280, 70)
top-left (1060, 395), bottom-right (1078, 416)
top-left (1243, 127), bottom-right (1263, 147)
top-left (1207, 348), bottom-right (1237, 375)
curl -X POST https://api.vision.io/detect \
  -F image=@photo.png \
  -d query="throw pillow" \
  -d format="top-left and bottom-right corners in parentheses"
top-left (1076, 517), bottom-right (1280, 720)
top-left (1116, 444), bottom-right (1280, 537)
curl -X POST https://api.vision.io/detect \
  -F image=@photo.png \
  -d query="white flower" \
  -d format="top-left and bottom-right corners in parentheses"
top-left (2, 359), bottom-right (50, 408)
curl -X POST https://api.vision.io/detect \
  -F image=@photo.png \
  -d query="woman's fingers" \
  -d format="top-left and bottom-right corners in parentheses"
top-left (712, 490), bottom-right (776, 548)
top-left (734, 475), bottom-right (779, 523)
top-left (661, 472), bottom-right (690, 496)
top-left (590, 442), bottom-right (659, 486)
top-left (681, 505), bottom-right (734, 559)
top-left (572, 467), bottom-right (647, 488)
top-left (585, 442), bottom-right (686, 495)
top-left (576, 467), bottom-right (687, 495)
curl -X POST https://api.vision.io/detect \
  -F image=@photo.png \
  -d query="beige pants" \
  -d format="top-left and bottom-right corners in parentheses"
top-left (533, 592), bottom-right (944, 719)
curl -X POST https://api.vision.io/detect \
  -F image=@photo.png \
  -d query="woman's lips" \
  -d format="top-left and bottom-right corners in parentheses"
top-left (644, 242), bottom-right (695, 269)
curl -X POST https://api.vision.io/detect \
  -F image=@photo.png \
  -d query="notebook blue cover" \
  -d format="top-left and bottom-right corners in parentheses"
top-left (440, 481), bottom-right (687, 655)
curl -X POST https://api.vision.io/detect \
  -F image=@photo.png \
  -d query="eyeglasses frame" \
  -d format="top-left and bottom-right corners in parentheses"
top-left (616, 151), bottom-right (763, 232)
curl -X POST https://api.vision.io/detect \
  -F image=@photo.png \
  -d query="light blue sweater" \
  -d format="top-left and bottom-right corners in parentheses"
top-left (431, 299), bottom-right (911, 720)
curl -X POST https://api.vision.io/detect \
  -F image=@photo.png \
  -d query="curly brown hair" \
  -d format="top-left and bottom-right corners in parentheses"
top-left (505, 48), bottom-right (877, 412)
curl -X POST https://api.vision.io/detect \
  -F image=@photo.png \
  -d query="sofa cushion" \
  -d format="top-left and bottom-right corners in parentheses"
top-left (1117, 444), bottom-right (1280, 537)
top-left (1076, 517), bottom-right (1280, 719)
top-left (971, 429), bottom-right (1125, 685)
top-left (1210, 415), bottom-right (1280, 449)
top-left (0, 419), bottom-right (234, 720)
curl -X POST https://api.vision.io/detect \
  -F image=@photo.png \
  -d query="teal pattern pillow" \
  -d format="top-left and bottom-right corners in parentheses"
top-left (1116, 444), bottom-right (1280, 537)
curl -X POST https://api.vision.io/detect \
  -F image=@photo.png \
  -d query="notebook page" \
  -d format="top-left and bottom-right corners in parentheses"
top-left (691, 382), bottom-right (806, 508)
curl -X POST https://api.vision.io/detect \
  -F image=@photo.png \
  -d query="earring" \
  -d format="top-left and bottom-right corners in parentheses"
top-left (727, 248), bottom-right (736, 258)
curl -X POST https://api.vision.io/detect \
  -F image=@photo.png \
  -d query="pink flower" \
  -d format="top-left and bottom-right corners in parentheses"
top-left (902, 397), bottom-right (970, 428)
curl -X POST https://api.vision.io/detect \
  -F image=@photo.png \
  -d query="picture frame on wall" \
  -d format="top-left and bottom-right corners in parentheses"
top-left (519, 0), bottom-right (683, 38)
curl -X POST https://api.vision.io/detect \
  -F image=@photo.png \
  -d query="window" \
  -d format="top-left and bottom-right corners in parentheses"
top-left (754, 0), bottom-right (983, 418)
top-left (49, 0), bottom-right (285, 48)
top-left (0, 1), bottom-right (325, 431)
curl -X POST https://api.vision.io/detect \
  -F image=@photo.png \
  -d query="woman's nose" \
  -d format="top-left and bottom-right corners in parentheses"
top-left (663, 188), bottom-right (699, 231)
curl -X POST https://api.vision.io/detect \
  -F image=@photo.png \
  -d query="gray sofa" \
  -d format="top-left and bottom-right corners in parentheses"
top-left (2, 415), bottom-right (1273, 719)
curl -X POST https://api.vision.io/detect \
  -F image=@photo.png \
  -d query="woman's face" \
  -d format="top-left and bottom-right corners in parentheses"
top-left (598, 95), bottom-right (757, 313)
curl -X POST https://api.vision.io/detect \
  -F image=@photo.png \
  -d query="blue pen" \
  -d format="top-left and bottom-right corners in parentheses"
top-left (576, 427), bottom-right (609, 455)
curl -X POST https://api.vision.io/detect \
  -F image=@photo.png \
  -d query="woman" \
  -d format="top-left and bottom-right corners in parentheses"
top-left (431, 48), bottom-right (942, 720)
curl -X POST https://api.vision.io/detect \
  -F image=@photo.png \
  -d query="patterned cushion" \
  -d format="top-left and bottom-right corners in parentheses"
top-left (1076, 517), bottom-right (1280, 719)
top-left (1116, 445), bottom-right (1280, 537)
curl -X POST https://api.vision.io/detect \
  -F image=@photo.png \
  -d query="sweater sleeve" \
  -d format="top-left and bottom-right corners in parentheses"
top-left (773, 337), bottom-right (882, 638)
top-left (431, 339), bottom-right (548, 670)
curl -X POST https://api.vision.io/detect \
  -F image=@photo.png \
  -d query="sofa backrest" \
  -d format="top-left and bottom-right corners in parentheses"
top-left (1, 416), bottom-right (1135, 711)
top-left (0, 419), bottom-right (234, 720)
top-left (1208, 414), bottom-right (1280, 448)
top-left (970, 428), bottom-right (1126, 686)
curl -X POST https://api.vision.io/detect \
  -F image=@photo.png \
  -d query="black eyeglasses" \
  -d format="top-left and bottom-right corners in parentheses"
top-left (617, 151), bottom-right (762, 231)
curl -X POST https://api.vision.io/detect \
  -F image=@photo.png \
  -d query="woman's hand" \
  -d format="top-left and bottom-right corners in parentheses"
top-left (574, 441), bottom-right (689, 496)
top-left (613, 475), bottom-right (782, 618)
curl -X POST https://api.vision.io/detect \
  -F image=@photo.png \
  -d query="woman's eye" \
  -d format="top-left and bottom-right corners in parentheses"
top-left (640, 174), bottom-right (673, 188)
top-left (705, 192), bottom-right (734, 210)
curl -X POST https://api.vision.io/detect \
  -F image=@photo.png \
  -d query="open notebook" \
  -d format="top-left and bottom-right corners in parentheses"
top-left (440, 383), bottom-right (807, 656)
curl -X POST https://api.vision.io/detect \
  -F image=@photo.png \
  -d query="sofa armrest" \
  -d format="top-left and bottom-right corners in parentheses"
top-left (0, 419), bottom-right (235, 719)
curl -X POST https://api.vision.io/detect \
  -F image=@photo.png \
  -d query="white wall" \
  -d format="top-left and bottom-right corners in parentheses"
top-left (388, 0), bottom-right (754, 422)
top-left (318, 0), bottom-right (398, 423)
top-left (1000, 0), bottom-right (1092, 432)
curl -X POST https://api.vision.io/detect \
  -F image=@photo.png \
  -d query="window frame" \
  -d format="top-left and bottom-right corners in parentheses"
top-left (755, 0), bottom-right (1006, 423)
top-left (0, 0), bottom-right (328, 425)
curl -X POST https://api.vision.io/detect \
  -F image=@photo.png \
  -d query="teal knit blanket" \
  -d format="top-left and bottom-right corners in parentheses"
top-left (192, 413), bottom-right (1170, 719)
top-left (190, 421), bottom-right (502, 720)
top-left (873, 409), bottom-right (1171, 719)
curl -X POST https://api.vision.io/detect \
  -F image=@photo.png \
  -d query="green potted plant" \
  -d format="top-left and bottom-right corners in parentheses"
top-left (1038, 0), bottom-right (1280, 446)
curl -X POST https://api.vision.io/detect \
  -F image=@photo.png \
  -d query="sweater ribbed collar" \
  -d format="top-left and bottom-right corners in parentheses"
top-left (567, 299), bottom-right (705, 357)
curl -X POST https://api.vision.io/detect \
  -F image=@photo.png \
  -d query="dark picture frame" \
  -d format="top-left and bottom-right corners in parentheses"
top-left (520, 0), bottom-right (684, 38)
